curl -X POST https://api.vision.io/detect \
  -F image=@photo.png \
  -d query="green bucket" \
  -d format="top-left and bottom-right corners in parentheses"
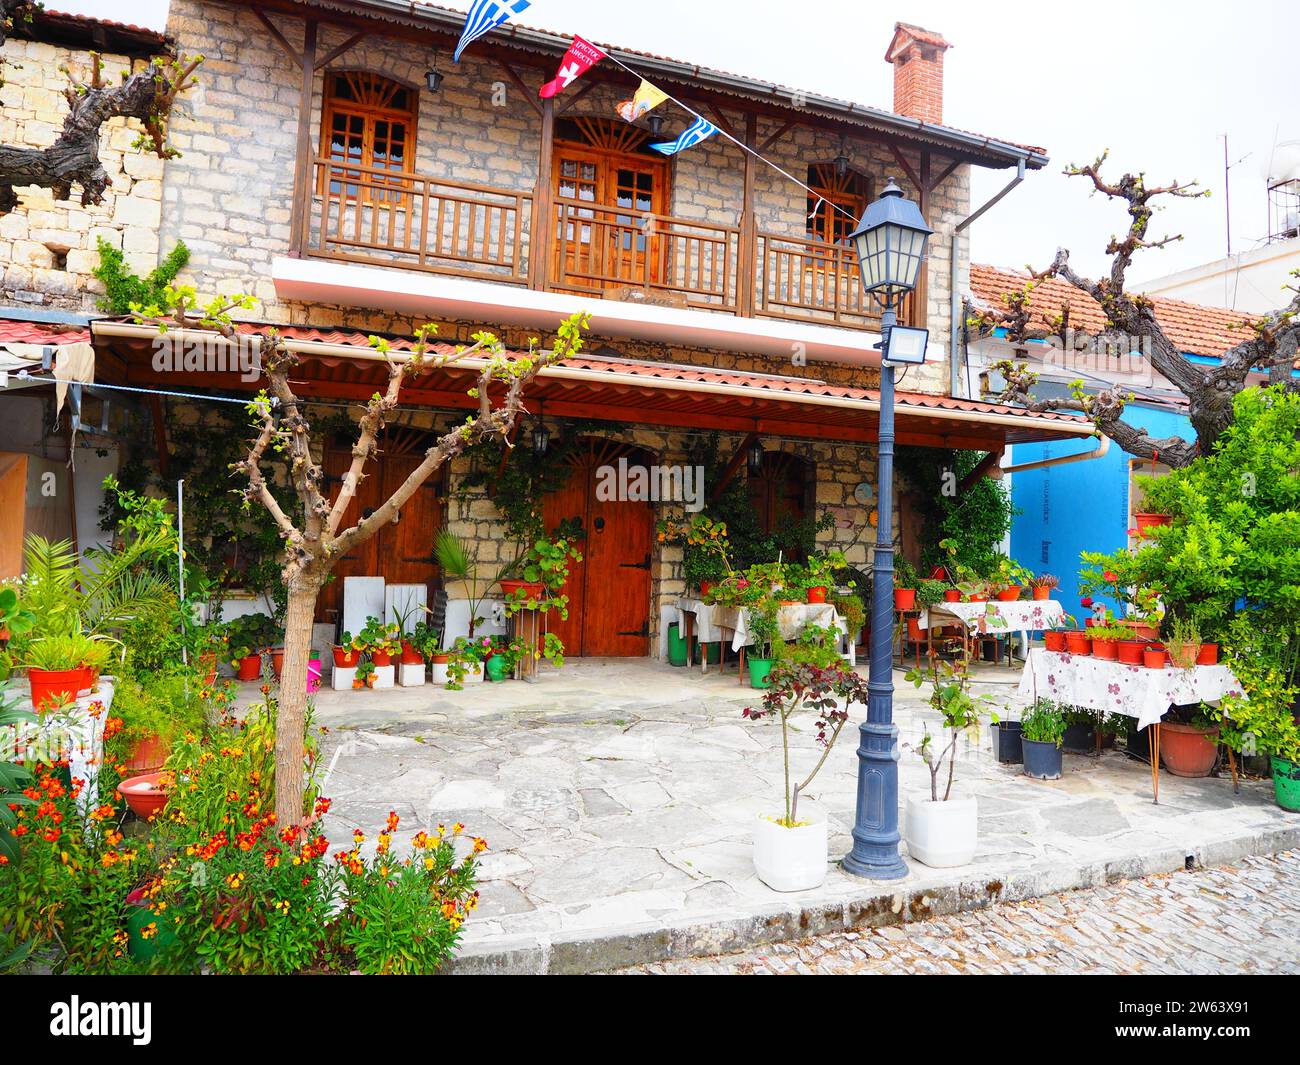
top-left (1272, 757), bottom-right (1300, 812)
top-left (667, 622), bottom-right (688, 667)
top-left (126, 902), bottom-right (177, 963)
top-left (691, 638), bottom-right (722, 664)
top-left (485, 653), bottom-right (510, 682)
top-left (747, 657), bottom-right (775, 689)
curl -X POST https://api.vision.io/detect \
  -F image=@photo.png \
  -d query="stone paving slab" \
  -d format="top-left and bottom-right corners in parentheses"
top-left (277, 658), bottom-right (1300, 974)
top-left (620, 850), bottom-right (1300, 974)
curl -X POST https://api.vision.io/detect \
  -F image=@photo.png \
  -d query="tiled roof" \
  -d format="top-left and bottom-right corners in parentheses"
top-left (0, 319), bottom-right (92, 345)
top-left (970, 263), bottom-right (1258, 359)
top-left (14, 9), bottom-right (168, 56)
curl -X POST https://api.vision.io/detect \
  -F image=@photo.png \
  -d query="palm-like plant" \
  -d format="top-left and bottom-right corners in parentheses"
top-left (434, 529), bottom-right (499, 639)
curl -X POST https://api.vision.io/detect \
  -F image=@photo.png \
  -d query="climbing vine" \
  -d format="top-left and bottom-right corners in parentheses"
top-left (92, 236), bottom-right (190, 314)
top-left (896, 447), bottom-right (1016, 575)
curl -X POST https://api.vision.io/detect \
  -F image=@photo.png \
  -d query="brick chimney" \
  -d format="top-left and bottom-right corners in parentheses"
top-left (885, 23), bottom-right (951, 124)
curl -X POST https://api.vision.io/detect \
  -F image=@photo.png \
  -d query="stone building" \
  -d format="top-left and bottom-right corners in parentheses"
top-left (0, 1), bottom-right (1094, 657)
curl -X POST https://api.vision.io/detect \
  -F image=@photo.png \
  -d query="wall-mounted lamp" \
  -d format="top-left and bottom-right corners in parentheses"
top-left (747, 436), bottom-right (764, 476)
top-left (532, 405), bottom-right (550, 457)
top-left (646, 114), bottom-right (665, 138)
top-left (425, 63), bottom-right (444, 93)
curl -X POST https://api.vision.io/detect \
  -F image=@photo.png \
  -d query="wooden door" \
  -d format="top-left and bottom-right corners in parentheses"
top-left (749, 451), bottom-right (811, 557)
top-left (543, 439), bottom-right (654, 657)
top-left (552, 120), bottom-right (667, 293)
top-left (317, 428), bottom-right (443, 623)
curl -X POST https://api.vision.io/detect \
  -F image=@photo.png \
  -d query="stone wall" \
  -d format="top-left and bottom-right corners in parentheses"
top-left (0, 38), bottom-right (163, 311)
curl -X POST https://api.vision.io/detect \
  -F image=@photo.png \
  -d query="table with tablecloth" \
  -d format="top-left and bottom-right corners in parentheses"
top-left (8, 678), bottom-right (115, 814)
top-left (919, 599), bottom-right (1066, 666)
top-left (1017, 648), bottom-right (1243, 800)
top-left (673, 599), bottom-right (847, 677)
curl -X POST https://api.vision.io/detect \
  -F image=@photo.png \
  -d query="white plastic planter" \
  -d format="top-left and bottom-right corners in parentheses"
top-left (429, 659), bottom-right (450, 685)
top-left (463, 662), bottom-right (486, 684)
top-left (398, 663), bottom-right (426, 687)
top-left (904, 794), bottom-right (977, 868)
top-left (371, 664), bottom-right (396, 690)
top-left (331, 666), bottom-right (356, 692)
top-left (753, 807), bottom-right (827, 892)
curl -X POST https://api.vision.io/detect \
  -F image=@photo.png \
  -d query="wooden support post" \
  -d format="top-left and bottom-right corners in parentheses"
top-left (709, 431), bottom-right (758, 503)
top-left (914, 150), bottom-right (930, 329)
top-left (956, 446), bottom-right (1004, 492)
top-left (288, 20), bottom-right (318, 258)
top-left (737, 112), bottom-right (757, 318)
top-left (530, 97), bottom-right (555, 290)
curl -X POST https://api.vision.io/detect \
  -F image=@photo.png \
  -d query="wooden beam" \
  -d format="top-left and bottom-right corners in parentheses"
top-left (287, 19), bottom-right (318, 257)
top-left (709, 432), bottom-right (758, 502)
top-left (698, 101), bottom-right (739, 143)
top-left (149, 395), bottom-right (169, 478)
top-left (758, 119), bottom-right (794, 154)
top-left (530, 96), bottom-right (556, 289)
top-left (888, 143), bottom-right (921, 192)
top-left (254, 9), bottom-right (302, 68)
top-left (957, 447), bottom-right (1005, 492)
top-left (556, 78), bottom-right (598, 115)
top-left (926, 157), bottom-right (962, 192)
top-left (498, 59), bottom-right (543, 117)
top-left (737, 111), bottom-right (757, 318)
top-left (314, 30), bottom-right (366, 70)
top-left (913, 149), bottom-right (930, 329)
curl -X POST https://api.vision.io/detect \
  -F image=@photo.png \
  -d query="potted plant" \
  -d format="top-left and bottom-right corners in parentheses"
top-left (112, 672), bottom-right (206, 775)
top-left (25, 634), bottom-right (96, 711)
top-left (745, 594), bottom-right (780, 689)
top-left (989, 555), bottom-right (1033, 601)
top-left (1064, 618), bottom-right (1091, 656)
top-left (802, 549), bottom-right (845, 605)
top-left (391, 602), bottom-right (428, 666)
top-left (893, 556), bottom-right (919, 610)
top-left (990, 710), bottom-right (1023, 765)
top-left (352, 659), bottom-right (377, 689)
top-left (1143, 644), bottom-right (1168, 669)
top-left (358, 616), bottom-right (399, 667)
top-left (1061, 706), bottom-right (1097, 753)
top-left (659, 515), bottom-right (734, 598)
top-left (1218, 650), bottom-right (1300, 811)
top-left (1160, 702), bottom-right (1221, 777)
top-left (434, 529), bottom-right (498, 639)
top-left (902, 657), bottom-right (988, 867)
top-left (333, 630), bottom-right (364, 669)
top-left (827, 591), bottom-right (865, 651)
top-left (1088, 619), bottom-right (1124, 661)
top-left (1030, 573), bottom-right (1059, 601)
top-left (500, 534), bottom-right (583, 619)
top-left (743, 662), bottom-right (867, 891)
top-left (226, 613), bottom-right (275, 682)
top-left (1165, 618), bottom-right (1201, 669)
top-left (1021, 699), bottom-right (1066, 779)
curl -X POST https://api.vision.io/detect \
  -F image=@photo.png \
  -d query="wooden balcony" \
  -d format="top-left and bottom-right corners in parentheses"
top-left (299, 158), bottom-right (912, 332)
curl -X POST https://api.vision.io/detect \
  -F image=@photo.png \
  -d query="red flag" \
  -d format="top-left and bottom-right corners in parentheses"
top-left (539, 36), bottom-right (606, 98)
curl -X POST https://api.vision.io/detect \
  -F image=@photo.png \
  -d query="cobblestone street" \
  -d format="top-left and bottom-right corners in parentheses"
top-left (624, 852), bottom-right (1300, 975)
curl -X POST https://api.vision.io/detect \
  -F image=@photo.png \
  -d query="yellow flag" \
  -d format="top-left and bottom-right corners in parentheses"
top-left (616, 79), bottom-right (668, 123)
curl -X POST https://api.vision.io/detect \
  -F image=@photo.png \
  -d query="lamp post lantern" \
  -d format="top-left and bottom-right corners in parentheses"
top-left (841, 178), bottom-right (932, 880)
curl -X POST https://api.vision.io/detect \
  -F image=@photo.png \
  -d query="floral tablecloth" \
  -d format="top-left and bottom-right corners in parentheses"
top-left (919, 599), bottom-right (1066, 632)
top-left (7, 678), bottom-right (115, 814)
top-left (1017, 649), bottom-right (1243, 730)
top-left (673, 599), bottom-right (844, 652)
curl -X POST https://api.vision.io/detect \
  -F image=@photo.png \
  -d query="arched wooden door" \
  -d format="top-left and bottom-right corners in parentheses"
top-left (748, 450), bottom-right (812, 556)
top-left (543, 438), bottom-right (655, 657)
top-left (317, 426), bottom-right (444, 623)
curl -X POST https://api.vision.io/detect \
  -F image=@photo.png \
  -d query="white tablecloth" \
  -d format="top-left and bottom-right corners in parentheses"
top-left (8, 677), bottom-right (115, 813)
top-left (919, 599), bottom-right (1066, 632)
top-left (1016, 649), bottom-right (1243, 730)
top-left (674, 599), bottom-right (844, 652)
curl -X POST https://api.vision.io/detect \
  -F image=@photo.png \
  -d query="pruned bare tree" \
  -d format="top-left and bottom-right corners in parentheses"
top-left (137, 290), bottom-right (591, 825)
top-left (968, 152), bottom-right (1300, 468)
top-left (0, 0), bottom-right (200, 213)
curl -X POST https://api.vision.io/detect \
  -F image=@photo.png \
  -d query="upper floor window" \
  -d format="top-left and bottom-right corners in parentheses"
top-left (805, 163), bottom-right (869, 247)
top-left (321, 71), bottom-right (418, 204)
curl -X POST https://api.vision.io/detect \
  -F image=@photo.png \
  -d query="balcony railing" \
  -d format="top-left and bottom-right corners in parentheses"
top-left (299, 159), bottom-right (909, 331)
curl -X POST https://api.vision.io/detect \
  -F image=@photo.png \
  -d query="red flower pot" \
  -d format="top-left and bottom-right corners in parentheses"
top-left (966, 594), bottom-right (987, 603)
top-left (1117, 640), bottom-right (1146, 665)
top-left (1043, 631), bottom-right (1067, 652)
top-left (332, 646), bottom-right (360, 668)
top-left (28, 667), bottom-right (83, 711)
top-left (198, 652), bottom-right (218, 688)
top-left (1134, 512), bottom-right (1172, 537)
top-left (271, 647), bottom-right (285, 678)
top-left (500, 579), bottom-right (544, 601)
top-left (371, 650), bottom-right (393, 667)
top-left (1064, 632), bottom-right (1091, 656)
top-left (1092, 638), bottom-right (1118, 661)
top-left (125, 734), bottom-right (170, 775)
top-left (1197, 643), bottom-right (1220, 666)
top-left (118, 772), bottom-right (168, 820)
top-left (400, 641), bottom-right (424, 666)
top-left (806, 586), bottom-right (828, 604)
top-left (1143, 646), bottom-right (1168, 669)
top-left (1159, 723), bottom-right (1219, 777)
top-left (944, 589), bottom-right (961, 602)
top-left (1131, 623), bottom-right (1159, 641)
top-left (997, 586), bottom-right (1022, 602)
top-left (698, 581), bottom-right (712, 598)
top-left (236, 654), bottom-right (261, 681)
top-left (894, 588), bottom-right (916, 610)
top-left (905, 617), bottom-right (924, 642)
top-left (1032, 586), bottom-right (1050, 601)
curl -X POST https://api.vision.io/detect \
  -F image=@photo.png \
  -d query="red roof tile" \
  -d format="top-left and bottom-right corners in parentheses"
top-left (0, 320), bottom-right (92, 345)
top-left (970, 263), bottom-right (1258, 359)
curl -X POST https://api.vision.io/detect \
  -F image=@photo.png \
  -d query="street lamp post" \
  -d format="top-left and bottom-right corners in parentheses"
top-left (841, 178), bottom-right (932, 880)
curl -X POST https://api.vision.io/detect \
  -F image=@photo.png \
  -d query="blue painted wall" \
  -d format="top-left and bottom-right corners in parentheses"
top-left (1008, 402), bottom-right (1193, 618)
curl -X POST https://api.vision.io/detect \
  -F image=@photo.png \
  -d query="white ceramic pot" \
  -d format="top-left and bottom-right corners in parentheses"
top-left (753, 807), bottom-right (828, 892)
top-left (904, 794), bottom-right (977, 868)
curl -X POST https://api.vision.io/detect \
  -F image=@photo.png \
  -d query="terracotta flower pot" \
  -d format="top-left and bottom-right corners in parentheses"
top-left (1117, 639), bottom-right (1146, 665)
top-left (125, 734), bottom-right (170, 775)
top-left (117, 772), bottom-right (168, 820)
top-left (28, 667), bottom-right (84, 711)
top-left (1064, 632), bottom-right (1091, 655)
top-left (499, 579), bottom-right (544, 601)
top-left (399, 641), bottom-right (424, 666)
top-left (894, 588), bottom-right (917, 610)
top-left (1197, 642), bottom-right (1219, 666)
top-left (906, 617), bottom-right (924, 642)
top-left (198, 651), bottom-right (218, 688)
top-left (1032, 586), bottom-right (1051, 601)
top-left (698, 581), bottom-right (713, 598)
top-left (997, 586), bottom-right (1022, 602)
top-left (1143, 646), bottom-right (1168, 669)
top-left (332, 646), bottom-right (361, 668)
top-left (1131, 623), bottom-right (1159, 641)
top-left (236, 654), bottom-right (261, 681)
top-left (1092, 637), bottom-right (1118, 661)
top-left (370, 650), bottom-right (392, 667)
top-left (806, 586), bottom-right (828, 604)
top-left (270, 647), bottom-right (285, 677)
top-left (943, 589), bottom-right (961, 602)
top-left (1043, 630), bottom-right (1067, 652)
top-left (1134, 512), bottom-right (1172, 537)
top-left (966, 594), bottom-right (987, 603)
top-left (1160, 722), bottom-right (1219, 777)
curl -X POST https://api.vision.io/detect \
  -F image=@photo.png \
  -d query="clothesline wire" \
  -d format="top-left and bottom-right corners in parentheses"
top-left (601, 52), bottom-right (864, 225)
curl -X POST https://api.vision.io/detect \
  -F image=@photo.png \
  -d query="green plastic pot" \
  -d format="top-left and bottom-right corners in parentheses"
top-left (691, 638), bottom-right (721, 664)
top-left (485, 653), bottom-right (510, 682)
top-left (667, 622), bottom-right (688, 667)
top-left (1272, 757), bottom-right (1300, 812)
top-left (126, 901), bottom-right (177, 962)
top-left (747, 656), bottom-right (774, 689)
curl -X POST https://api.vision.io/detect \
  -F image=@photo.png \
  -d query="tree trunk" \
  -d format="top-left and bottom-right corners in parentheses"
top-left (274, 575), bottom-right (321, 826)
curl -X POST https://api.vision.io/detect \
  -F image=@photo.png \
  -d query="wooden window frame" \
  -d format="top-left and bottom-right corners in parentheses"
top-left (319, 69), bottom-right (420, 209)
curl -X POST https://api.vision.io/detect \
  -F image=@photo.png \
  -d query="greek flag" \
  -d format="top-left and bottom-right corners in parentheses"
top-left (650, 116), bottom-right (719, 156)
top-left (453, 0), bottom-right (532, 63)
